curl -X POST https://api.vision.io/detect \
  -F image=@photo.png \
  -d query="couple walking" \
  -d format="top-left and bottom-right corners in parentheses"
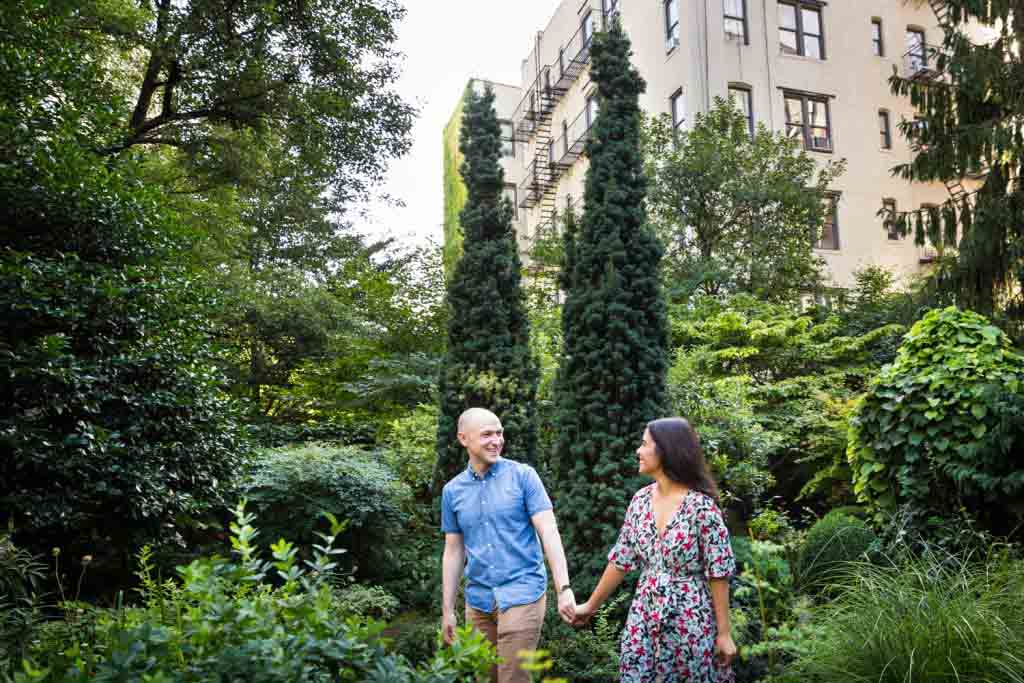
top-left (440, 407), bottom-right (737, 683)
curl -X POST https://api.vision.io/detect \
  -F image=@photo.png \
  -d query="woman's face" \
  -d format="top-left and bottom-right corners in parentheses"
top-left (636, 428), bottom-right (661, 476)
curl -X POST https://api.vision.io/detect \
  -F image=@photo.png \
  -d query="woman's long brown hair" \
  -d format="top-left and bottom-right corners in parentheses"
top-left (646, 417), bottom-right (720, 502)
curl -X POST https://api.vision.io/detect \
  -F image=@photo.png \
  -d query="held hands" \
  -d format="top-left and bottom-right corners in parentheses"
top-left (557, 588), bottom-right (577, 624)
top-left (715, 632), bottom-right (737, 667)
top-left (571, 599), bottom-right (596, 627)
top-left (441, 610), bottom-right (457, 645)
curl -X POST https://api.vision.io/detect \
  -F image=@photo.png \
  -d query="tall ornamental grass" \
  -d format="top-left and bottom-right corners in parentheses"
top-left (790, 552), bottom-right (1024, 683)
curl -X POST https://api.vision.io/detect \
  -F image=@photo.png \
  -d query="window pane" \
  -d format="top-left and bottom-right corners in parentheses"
top-left (725, 0), bottom-right (744, 16)
top-left (780, 29), bottom-right (798, 54)
top-left (804, 34), bottom-right (822, 58)
top-left (779, 4), bottom-right (797, 30)
top-left (784, 97), bottom-right (804, 124)
top-left (801, 8), bottom-right (821, 35)
top-left (671, 91), bottom-right (684, 128)
top-left (725, 18), bottom-right (745, 38)
top-left (666, 0), bottom-right (679, 26)
top-left (807, 100), bottom-right (827, 128)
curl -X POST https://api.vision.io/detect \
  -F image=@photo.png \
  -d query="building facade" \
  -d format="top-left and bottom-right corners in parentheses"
top-left (449, 0), bottom-right (967, 287)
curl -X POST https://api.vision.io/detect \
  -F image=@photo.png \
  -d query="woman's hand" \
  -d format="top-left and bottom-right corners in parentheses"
top-left (714, 632), bottom-right (737, 667)
top-left (572, 600), bottom-right (597, 627)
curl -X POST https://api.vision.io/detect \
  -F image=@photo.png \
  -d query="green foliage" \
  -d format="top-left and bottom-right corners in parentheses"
top-left (671, 295), bottom-right (905, 512)
top-left (848, 306), bottom-right (1024, 534)
top-left (888, 1), bottom-right (1024, 327)
top-left (788, 553), bottom-right (1024, 683)
top-left (796, 511), bottom-right (877, 592)
top-left (435, 84), bottom-right (539, 491)
top-left (541, 594), bottom-right (627, 683)
top-left (332, 583), bottom-right (401, 622)
top-left (553, 19), bottom-right (671, 589)
top-left (10, 502), bottom-right (498, 683)
top-left (644, 97), bottom-right (844, 303)
top-left (442, 85), bottom-right (471, 276)
top-left (383, 404), bottom-right (441, 498)
top-left (242, 444), bottom-right (409, 581)
top-left (0, 142), bottom-right (246, 565)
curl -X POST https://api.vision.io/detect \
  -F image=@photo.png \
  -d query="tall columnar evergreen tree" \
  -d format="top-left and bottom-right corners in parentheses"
top-left (433, 86), bottom-right (539, 493)
top-left (554, 20), bottom-right (670, 587)
top-left (889, 1), bottom-right (1024, 329)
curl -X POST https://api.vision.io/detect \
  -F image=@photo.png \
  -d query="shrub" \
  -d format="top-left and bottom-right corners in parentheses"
top-left (382, 403), bottom-right (439, 498)
top-left (796, 511), bottom-right (876, 592)
top-left (333, 583), bottom-right (401, 621)
top-left (788, 553), bottom-right (1024, 683)
top-left (542, 594), bottom-right (627, 682)
top-left (242, 444), bottom-right (410, 581)
top-left (11, 502), bottom-right (498, 683)
top-left (848, 306), bottom-right (1024, 535)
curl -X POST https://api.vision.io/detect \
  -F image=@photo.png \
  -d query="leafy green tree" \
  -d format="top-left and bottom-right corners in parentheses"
top-left (889, 1), bottom-right (1024, 328)
top-left (848, 306), bottom-right (1024, 536)
top-left (433, 86), bottom-right (539, 492)
top-left (553, 20), bottom-right (670, 586)
top-left (644, 97), bottom-right (844, 303)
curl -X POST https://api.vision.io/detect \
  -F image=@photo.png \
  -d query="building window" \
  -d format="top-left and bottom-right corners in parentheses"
top-left (670, 89), bottom-right (685, 130)
top-left (878, 110), bottom-right (892, 149)
top-left (779, 1), bottom-right (825, 59)
top-left (586, 94), bottom-right (599, 128)
top-left (883, 198), bottom-right (899, 240)
top-left (906, 27), bottom-right (927, 73)
top-left (548, 138), bottom-right (556, 166)
top-left (603, 0), bottom-right (620, 23)
top-left (784, 91), bottom-right (832, 152)
top-left (724, 0), bottom-right (748, 43)
top-left (815, 193), bottom-right (840, 250)
top-left (499, 120), bottom-right (515, 158)
top-left (729, 85), bottom-right (754, 136)
top-left (582, 11), bottom-right (595, 48)
top-left (871, 18), bottom-right (884, 56)
top-left (503, 184), bottom-right (518, 219)
top-left (664, 0), bottom-right (680, 50)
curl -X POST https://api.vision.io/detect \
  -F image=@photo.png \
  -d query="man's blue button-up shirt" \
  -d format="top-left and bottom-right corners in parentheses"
top-left (440, 458), bottom-right (553, 613)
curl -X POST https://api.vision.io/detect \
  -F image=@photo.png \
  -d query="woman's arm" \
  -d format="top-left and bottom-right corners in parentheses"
top-left (575, 562), bottom-right (627, 624)
top-left (709, 577), bottom-right (737, 665)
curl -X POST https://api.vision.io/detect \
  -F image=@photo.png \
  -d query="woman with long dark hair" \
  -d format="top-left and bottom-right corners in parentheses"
top-left (574, 417), bottom-right (737, 682)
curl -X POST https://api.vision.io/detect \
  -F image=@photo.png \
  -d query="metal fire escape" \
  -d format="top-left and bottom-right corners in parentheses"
top-left (513, 5), bottom-right (600, 233)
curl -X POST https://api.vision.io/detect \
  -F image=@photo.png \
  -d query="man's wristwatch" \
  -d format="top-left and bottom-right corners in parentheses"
top-left (558, 583), bottom-right (572, 595)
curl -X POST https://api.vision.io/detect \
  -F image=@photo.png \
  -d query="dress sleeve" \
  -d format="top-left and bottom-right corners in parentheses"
top-left (696, 496), bottom-right (735, 579)
top-left (607, 491), bottom-right (641, 572)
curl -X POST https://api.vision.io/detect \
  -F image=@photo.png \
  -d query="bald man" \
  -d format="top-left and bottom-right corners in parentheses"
top-left (440, 408), bottom-right (575, 683)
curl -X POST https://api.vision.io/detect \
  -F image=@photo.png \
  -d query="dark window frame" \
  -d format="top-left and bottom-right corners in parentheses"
top-left (603, 0), bottom-right (621, 24)
top-left (878, 109), bottom-right (892, 149)
top-left (586, 93), bottom-right (599, 129)
top-left (784, 90), bottom-right (833, 152)
top-left (670, 88), bottom-right (685, 130)
top-left (882, 197), bottom-right (900, 240)
top-left (814, 191), bottom-right (841, 251)
top-left (871, 18), bottom-right (884, 56)
top-left (779, 0), bottom-right (826, 60)
top-left (664, 0), bottom-right (680, 51)
top-left (499, 119), bottom-right (515, 158)
top-left (729, 84), bottom-right (755, 136)
top-left (581, 11), bottom-right (595, 48)
top-left (724, 0), bottom-right (749, 45)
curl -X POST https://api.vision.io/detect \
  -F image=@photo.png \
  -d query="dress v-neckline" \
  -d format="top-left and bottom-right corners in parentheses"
top-left (651, 486), bottom-right (692, 539)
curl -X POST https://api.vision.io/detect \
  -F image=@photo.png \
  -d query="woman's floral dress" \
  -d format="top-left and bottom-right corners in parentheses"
top-left (608, 485), bottom-right (736, 683)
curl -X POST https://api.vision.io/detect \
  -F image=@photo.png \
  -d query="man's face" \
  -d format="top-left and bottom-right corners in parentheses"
top-left (459, 416), bottom-right (504, 466)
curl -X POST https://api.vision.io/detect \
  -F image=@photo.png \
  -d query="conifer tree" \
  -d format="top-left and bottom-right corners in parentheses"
top-left (889, 1), bottom-right (1024, 327)
top-left (553, 21), bottom-right (670, 587)
top-left (433, 85), bottom-right (539, 493)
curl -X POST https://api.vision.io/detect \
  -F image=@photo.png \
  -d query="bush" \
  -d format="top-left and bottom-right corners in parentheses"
top-left (796, 511), bottom-right (876, 592)
top-left (11, 502), bottom-right (498, 683)
top-left (848, 306), bottom-right (1024, 535)
top-left (788, 553), bottom-right (1024, 683)
top-left (541, 594), bottom-right (626, 682)
top-left (333, 583), bottom-right (401, 621)
top-left (382, 403), bottom-right (439, 498)
top-left (242, 444), bottom-right (410, 581)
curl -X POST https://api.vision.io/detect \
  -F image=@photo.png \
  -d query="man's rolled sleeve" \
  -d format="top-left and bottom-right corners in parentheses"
top-left (440, 486), bottom-right (460, 534)
top-left (521, 465), bottom-right (553, 517)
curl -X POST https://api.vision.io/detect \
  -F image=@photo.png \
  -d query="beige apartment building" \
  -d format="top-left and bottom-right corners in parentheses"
top-left (446, 0), bottom-right (969, 287)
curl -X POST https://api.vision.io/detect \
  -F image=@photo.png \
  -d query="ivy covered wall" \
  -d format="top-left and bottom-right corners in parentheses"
top-left (441, 82), bottom-right (471, 278)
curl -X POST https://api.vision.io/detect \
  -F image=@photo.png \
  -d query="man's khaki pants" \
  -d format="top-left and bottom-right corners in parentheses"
top-left (465, 593), bottom-right (547, 683)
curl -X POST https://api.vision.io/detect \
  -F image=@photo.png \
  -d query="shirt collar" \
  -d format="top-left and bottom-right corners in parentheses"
top-left (466, 457), bottom-right (505, 480)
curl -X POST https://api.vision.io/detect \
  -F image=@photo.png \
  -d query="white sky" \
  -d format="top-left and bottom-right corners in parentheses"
top-left (352, 0), bottom-right (557, 247)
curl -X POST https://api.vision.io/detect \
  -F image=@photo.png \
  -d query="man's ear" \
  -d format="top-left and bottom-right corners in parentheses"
top-left (456, 431), bottom-right (467, 447)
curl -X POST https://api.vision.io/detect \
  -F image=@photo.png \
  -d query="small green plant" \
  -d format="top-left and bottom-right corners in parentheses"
top-left (796, 510), bottom-right (877, 592)
top-left (11, 501), bottom-right (497, 682)
top-left (788, 552), bottom-right (1024, 683)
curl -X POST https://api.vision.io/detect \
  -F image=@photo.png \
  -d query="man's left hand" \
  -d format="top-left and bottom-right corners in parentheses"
top-left (557, 588), bottom-right (576, 624)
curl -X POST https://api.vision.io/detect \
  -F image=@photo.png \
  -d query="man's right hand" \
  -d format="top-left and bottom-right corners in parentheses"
top-left (441, 611), bottom-right (457, 645)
